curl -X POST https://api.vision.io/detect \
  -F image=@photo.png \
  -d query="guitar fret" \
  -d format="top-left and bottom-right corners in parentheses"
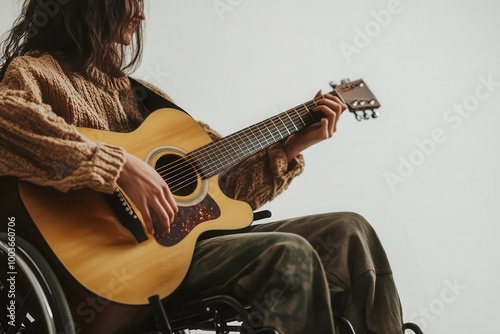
top-left (198, 142), bottom-right (231, 177)
top-left (194, 148), bottom-right (213, 177)
top-left (248, 125), bottom-right (267, 150)
top-left (287, 109), bottom-right (299, 127)
top-left (240, 128), bottom-right (260, 153)
top-left (240, 135), bottom-right (255, 153)
top-left (285, 112), bottom-right (299, 131)
top-left (224, 141), bottom-right (239, 165)
top-left (304, 100), bottom-right (318, 114)
top-left (206, 145), bottom-right (223, 169)
top-left (294, 107), bottom-right (307, 126)
top-left (262, 120), bottom-right (277, 142)
top-left (229, 135), bottom-right (247, 157)
top-left (257, 124), bottom-right (271, 147)
top-left (222, 141), bottom-right (238, 165)
top-left (255, 124), bottom-right (271, 146)
top-left (302, 103), bottom-right (316, 122)
top-left (273, 116), bottom-right (286, 140)
top-left (270, 117), bottom-right (285, 139)
top-left (192, 97), bottom-right (327, 178)
top-left (277, 114), bottom-right (291, 135)
top-left (194, 147), bottom-right (216, 175)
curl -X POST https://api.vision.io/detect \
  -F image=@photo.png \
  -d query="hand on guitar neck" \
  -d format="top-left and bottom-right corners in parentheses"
top-left (282, 90), bottom-right (347, 162)
top-left (117, 152), bottom-right (178, 235)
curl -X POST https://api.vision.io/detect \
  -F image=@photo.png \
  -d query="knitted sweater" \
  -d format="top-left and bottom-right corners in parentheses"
top-left (0, 52), bottom-right (304, 210)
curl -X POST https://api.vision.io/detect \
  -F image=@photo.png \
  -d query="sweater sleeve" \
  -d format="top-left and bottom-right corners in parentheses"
top-left (0, 57), bottom-right (126, 193)
top-left (198, 122), bottom-right (305, 210)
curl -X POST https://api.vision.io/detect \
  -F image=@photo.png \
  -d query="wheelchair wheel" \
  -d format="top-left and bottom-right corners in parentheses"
top-left (0, 233), bottom-right (76, 334)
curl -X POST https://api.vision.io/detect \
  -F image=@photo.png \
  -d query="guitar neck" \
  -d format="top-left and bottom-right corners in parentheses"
top-left (189, 93), bottom-right (332, 178)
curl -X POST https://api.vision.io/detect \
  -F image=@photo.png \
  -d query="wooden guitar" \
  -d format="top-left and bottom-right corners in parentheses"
top-left (7, 79), bottom-right (380, 305)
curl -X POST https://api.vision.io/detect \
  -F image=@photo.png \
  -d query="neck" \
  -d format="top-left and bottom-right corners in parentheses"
top-left (189, 94), bottom-right (328, 178)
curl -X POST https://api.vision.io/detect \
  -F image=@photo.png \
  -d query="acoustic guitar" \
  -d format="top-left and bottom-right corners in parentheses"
top-left (4, 79), bottom-right (380, 305)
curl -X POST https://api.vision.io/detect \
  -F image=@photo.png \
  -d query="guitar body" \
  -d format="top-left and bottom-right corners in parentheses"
top-left (15, 107), bottom-right (253, 305)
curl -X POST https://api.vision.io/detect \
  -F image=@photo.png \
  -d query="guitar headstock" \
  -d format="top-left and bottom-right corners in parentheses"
top-left (329, 79), bottom-right (380, 121)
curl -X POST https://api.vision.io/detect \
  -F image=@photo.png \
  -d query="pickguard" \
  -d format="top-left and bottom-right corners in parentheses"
top-left (153, 195), bottom-right (221, 246)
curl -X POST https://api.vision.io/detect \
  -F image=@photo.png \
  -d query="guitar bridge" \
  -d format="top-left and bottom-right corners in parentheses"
top-left (104, 188), bottom-right (149, 243)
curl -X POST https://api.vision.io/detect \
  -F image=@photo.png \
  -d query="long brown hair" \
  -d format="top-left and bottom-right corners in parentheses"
top-left (0, 0), bottom-right (144, 80)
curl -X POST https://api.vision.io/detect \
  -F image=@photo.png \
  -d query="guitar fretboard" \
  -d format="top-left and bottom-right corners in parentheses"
top-left (189, 97), bottom-right (325, 178)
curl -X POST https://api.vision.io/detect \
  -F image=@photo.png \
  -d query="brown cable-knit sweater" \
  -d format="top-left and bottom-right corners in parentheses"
top-left (0, 52), bottom-right (304, 209)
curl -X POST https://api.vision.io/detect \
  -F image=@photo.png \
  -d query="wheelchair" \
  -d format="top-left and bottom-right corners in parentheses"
top-left (0, 231), bottom-right (423, 334)
top-left (0, 231), bottom-right (356, 334)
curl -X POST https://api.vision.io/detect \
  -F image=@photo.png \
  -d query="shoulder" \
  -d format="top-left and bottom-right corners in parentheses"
top-left (2, 52), bottom-right (66, 87)
top-left (7, 52), bottom-right (63, 74)
top-left (1, 52), bottom-right (74, 104)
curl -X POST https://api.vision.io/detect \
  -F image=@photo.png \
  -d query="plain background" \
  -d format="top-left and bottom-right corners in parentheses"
top-left (1, 1), bottom-right (499, 333)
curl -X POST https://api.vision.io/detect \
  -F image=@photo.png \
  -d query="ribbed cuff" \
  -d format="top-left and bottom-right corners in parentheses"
top-left (267, 143), bottom-right (305, 198)
top-left (89, 143), bottom-right (126, 193)
top-left (268, 143), bottom-right (305, 177)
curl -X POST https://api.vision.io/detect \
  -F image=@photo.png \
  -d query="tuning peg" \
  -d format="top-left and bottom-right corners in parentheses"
top-left (355, 113), bottom-right (362, 121)
top-left (372, 110), bottom-right (380, 118)
top-left (363, 111), bottom-right (370, 120)
top-left (340, 78), bottom-right (350, 84)
top-left (329, 81), bottom-right (337, 89)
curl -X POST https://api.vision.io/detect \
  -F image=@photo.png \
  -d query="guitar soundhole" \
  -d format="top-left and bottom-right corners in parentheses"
top-left (155, 154), bottom-right (198, 197)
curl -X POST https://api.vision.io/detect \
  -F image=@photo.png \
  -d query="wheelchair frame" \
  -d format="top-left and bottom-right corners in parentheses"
top-left (1, 232), bottom-right (361, 334)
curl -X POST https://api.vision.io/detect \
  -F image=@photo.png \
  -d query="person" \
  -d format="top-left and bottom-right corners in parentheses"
top-left (0, 1), bottom-right (407, 333)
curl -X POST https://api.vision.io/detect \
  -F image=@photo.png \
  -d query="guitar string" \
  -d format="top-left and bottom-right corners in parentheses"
top-left (165, 121), bottom-right (299, 194)
top-left (163, 101), bottom-right (318, 194)
top-left (154, 101), bottom-right (314, 178)
top-left (168, 112), bottom-right (316, 194)
top-left (156, 101), bottom-right (317, 194)
top-left (154, 96), bottom-right (317, 175)
top-left (153, 102), bottom-right (313, 181)
top-left (187, 99), bottom-right (318, 178)
top-left (162, 102), bottom-right (317, 194)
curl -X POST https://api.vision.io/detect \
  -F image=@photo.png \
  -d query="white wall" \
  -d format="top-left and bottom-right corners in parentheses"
top-left (1, 1), bottom-right (499, 333)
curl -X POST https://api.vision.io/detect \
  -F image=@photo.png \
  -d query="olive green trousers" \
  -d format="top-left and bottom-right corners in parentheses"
top-left (167, 212), bottom-right (403, 334)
